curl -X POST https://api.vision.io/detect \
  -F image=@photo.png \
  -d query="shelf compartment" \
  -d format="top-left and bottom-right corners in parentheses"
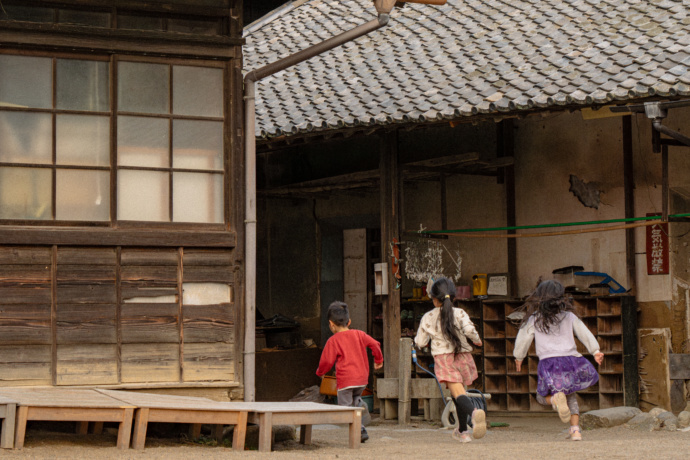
top-left (528, 356), bottom-right (540, 374)
top-left (572, 299), bottom-right (597, 317)
top-left (505, 338), bottom-right (515, 355)
top-left (599, 354), bottom-right (623, 373)
top-left (482, 302), bottom-right (505, 320)
top-left (485, 374), bottom-right (507, 393)
top-left (484, 338), bottom-right (506, 356)
top-left (486, 393), bottom-right (507, 411)
top-left (600, 392), bottom-right (624, 408)
top-left (597, 316), bottom-right (622, 335)
top-left (599, 374), bottom-right (623, 393)
top-left (507, 393), bottom-right (530, 411)
top-left (506, 357), bottom-right (528, 375)
top-left (507, 375), bottom-right (529, 393)
top-left (581, 317), bottom-right (597, 336)
top-left (529, 374), bottom-right (539, 393)
top-left (505, 322), bottom-right (519, 338)
top-left (483, 321), bottom-right (506, 338)
top-left (456, 300), bottom-right (481, 319)
top-left (484, 356), bottom-right (506, 374)
top-left (529, 394), bottom-right (550, 411)
top-left (504, 302), bottom-right (523, 317)
top-left (597, 298), bottom-right (622, 316)
top-left (576, 393), bottom-right (600, 412)
top-left (598, 335), bottom-right (623, 353)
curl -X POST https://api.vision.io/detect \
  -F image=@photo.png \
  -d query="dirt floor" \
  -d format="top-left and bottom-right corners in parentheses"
top-left (1, 413), bottom-right (688, 460)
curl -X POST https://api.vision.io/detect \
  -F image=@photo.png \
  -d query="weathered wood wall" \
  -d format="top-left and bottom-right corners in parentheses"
top-left (0, 246), bottom-right (238, 388)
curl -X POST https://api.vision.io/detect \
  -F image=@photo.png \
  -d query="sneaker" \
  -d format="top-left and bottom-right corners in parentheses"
top-left (452, 428), bottom-right (472, 443)
top-left (471, 408), bottom-right (486, 439)
top-left (361, 427), bottom-right (369, 443)
top-left (552, 392), bottom-right (570, 423)
top-left (569, 426), bottom-right (582, 441)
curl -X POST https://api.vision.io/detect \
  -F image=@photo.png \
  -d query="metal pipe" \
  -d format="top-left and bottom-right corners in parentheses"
top-left (243, 13), bottom-right (390, 402)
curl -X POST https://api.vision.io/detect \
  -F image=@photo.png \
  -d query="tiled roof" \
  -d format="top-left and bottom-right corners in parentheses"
top-left (243, 0), bottom-right (690, 139)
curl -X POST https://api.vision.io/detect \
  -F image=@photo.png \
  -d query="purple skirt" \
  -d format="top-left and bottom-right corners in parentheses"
top-left (536, 356), bottom-right (599, 397)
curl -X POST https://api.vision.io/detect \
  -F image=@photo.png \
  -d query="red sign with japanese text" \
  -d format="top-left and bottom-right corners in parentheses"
top-left (646, 213), bottom-right (669, 275)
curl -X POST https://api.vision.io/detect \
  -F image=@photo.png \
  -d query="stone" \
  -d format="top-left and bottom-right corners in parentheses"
top-left (678, 411), bottom-right (690, 428)
top-left (580, 406), bottom-right (642, 429)
top-left (625, 412), bottom-right (661, 432)
top-left (656, 411), bottom-right (678, 431)
top-left (648, 407), bottom-right (666, 417)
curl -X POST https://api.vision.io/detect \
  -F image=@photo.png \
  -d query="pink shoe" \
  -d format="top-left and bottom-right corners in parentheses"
top-left (471, 408), bottom-right (486, 439)
top-left (552, 392), bottom-right (570, 423)
top-left (452, 428), bottom-right (472, 443)
top-left (569, 426), bottom-right (582, 441)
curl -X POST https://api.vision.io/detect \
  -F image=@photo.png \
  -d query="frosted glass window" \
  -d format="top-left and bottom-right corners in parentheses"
top-left (173, 172), bottom-right (222, 223)
top-left (0, 112), bottom-right (52, 164)
top-left (118, 170), bottom-right (169, 221)
top-left (57, 115), bottom-right (110, 166)
top-left (117, 15), bottom-right (164, 31)
top-left (1, 6), bottom-right (54, 22)
top-left (173, 66), bottom-right (223, 117)
top-left (57, 60), bottom-right (109, 111)
top-left (168, 18), bottom-right (218, 36)
top-left (0, 167), bottom-right (52, 220)
top-left (118, 62), bottom-right (169, 114)
top-left (0, 55), bottom-right (51, 109)
top-left (118, 116), bottom-right (169, 168)
top-left (173, 120), bottom-right (223, 170)
top-left (56, 170), bottom-right (109, 221)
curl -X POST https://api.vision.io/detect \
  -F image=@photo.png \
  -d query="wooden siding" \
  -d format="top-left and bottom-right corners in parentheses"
top-left (0, 245), bottom-right (238, 388)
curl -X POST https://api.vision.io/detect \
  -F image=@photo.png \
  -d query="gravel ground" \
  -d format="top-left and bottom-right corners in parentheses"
top-left (1, 414), bottom-right (688, 460)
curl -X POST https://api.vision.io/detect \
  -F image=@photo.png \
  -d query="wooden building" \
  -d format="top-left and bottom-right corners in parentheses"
top-left (0, 0), bottom-right (246, 401)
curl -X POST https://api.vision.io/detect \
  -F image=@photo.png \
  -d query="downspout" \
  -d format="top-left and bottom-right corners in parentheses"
top-left (243, 13), bottom-right (391, 402)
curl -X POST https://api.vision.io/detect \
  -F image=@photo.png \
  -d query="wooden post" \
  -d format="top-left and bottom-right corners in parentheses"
top-left (623, 116), bottom-right (636, 295)
top-left (379, 131), bottom-right (402, 419)
top-left (498, 120), bottom-right (517, 296)
top-left (398, 338), bottom-right (412, 424)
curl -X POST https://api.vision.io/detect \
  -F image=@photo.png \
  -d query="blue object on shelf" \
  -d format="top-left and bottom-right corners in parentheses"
top-left (574, 271), bottom-right (626, 294)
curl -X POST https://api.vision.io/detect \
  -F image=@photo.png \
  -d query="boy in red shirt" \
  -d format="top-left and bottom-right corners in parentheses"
top-left (316, 301), bottom-right (383, 443)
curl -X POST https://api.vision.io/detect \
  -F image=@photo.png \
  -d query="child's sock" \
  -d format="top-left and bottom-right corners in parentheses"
top-left (453, 395), bottom-right (475, 432)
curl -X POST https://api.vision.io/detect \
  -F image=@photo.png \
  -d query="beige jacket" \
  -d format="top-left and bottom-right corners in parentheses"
top-left (414, 307), bottom-right (480, 356)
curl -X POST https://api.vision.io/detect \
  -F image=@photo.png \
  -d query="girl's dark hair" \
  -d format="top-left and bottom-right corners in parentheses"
top-left (520, 279), bottom-right (573, 333)
top-left (429, 277), bottom-right (463, 353)
top-left (327, 301), bottom-right (350, 327)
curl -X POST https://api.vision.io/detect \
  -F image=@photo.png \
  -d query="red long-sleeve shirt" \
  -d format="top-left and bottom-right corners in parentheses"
top-left (316, 329), bottom-right (383, 389)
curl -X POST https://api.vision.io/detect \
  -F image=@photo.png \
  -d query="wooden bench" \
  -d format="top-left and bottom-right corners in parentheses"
top-left (0, 396), bottom-right (17, 449)
top-left (96, 389), bottom-right (248, 450)
top-left (230, 401), bottom-right (362, 452)
top-left (0, 388), bottom-right (134, 450)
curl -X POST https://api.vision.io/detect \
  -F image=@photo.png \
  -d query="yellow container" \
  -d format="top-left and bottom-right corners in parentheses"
top-left (472, 273), bottom-right (488, 296)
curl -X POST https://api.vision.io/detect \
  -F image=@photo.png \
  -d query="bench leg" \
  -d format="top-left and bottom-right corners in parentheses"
top-left (131, 408), bottom-right (149, 450)
top-left (299, 425), bottom-right (312, 445)
top-left (232, 411), bottom-right (247, 451)
top-left (76, 422), bottom-right (89, 435)
top-left (14, 406), bottom-right (28, 450)
top-left (91, 422), bottom-right (104, 434)
top-left (1, 403), bottom-right (16, 449)
top-left (257, 412), bottom-right (272, 452)
top-left (189, 423), bottom-right (202, 440)
top-left (349, 409), bottom-right (362, 449)
top-left (117, 408), bottom-right (134, 450)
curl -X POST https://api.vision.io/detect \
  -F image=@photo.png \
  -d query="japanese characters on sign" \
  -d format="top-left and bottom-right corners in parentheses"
top-left (646, 213), bottom-right (669, 275)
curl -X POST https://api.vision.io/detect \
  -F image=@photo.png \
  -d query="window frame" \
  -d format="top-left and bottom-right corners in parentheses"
top-left (0, 50), bottom-right (230, 229)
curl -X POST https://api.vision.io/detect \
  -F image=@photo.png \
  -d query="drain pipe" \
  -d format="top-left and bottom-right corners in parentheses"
top-left (243, 12), bottom-right (391, 402)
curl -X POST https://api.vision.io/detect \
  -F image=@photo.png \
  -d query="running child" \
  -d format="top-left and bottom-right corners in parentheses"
top-left (414, 277), bottom-right (486, 443)
top-left (513, 279), bottom-right (604, 441)
top-left (316, 301), bottom-right (383, 443)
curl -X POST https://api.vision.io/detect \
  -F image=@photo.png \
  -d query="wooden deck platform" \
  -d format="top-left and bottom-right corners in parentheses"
top-left (0, 388), bottom-right (362, 452)
top-left (0, 388), bottom-right (134, 449)
top-left (0, 395), bottom-right (17, 449)
top-left (96, 389), bottom-right (247, 450)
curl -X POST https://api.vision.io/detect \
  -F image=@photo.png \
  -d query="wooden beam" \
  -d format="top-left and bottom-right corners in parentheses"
top-left (623, 116), bottom-right (637, 295)
top-left (0, 228), bottom-right (236, 247)
top-left (499, 120), bottom-right (517, 297)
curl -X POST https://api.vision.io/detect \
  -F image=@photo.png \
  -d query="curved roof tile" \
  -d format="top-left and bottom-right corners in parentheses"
top-left (244, 0), bottom-right (690, 139)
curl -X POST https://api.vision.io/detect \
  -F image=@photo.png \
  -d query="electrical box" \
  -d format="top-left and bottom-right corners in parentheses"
top-left (374, 263), bottom-right (388, 295)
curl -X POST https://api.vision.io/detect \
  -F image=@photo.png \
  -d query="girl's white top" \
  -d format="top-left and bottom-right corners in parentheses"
top-left (513, 311), bottom-right (600, 361)
top-left (414, 307), bottom-right (480, 356)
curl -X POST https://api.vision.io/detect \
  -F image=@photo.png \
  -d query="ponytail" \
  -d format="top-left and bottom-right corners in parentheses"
top-left (430, 278), bottom-right (463, 352)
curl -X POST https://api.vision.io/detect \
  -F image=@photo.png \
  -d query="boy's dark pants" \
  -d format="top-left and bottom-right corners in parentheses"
top-left (337, 386), bottom-right (370, 426)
